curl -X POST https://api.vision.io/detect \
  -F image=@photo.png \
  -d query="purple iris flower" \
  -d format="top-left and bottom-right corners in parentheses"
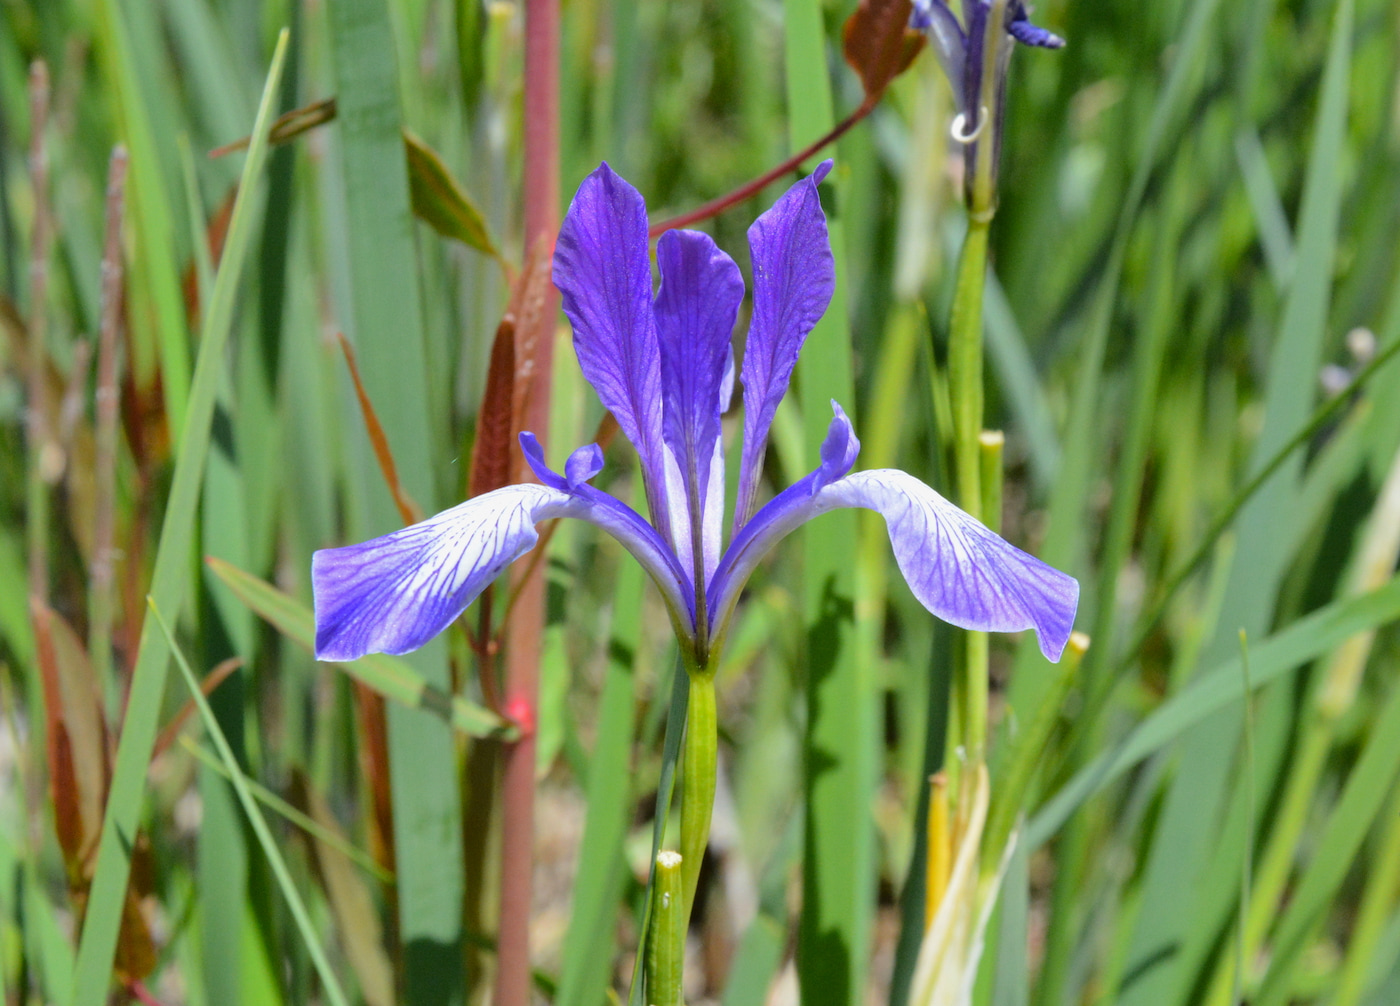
top-left (312, 162), bottom-right (1078, 667)
top-left (910, 1), bottom-right (1063, 193)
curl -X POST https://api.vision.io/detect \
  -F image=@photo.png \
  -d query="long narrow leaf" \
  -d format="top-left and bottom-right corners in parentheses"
top-left (150, 600), bottom-right (351, 1006)
top-left (71, 33), bottom-right (290, 1003)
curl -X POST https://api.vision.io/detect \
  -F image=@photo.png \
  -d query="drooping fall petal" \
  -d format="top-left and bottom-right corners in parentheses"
top-left (712, 404), bottom-right (1078, 660)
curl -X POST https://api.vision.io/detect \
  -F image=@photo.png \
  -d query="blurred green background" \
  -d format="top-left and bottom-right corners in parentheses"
top-left (2, 0), bottom-right (1400, 1005)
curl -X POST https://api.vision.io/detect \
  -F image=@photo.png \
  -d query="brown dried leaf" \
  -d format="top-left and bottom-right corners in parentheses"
top-left (351, 682), bottom-right (396, 880)
top-left (469, 320), bottom-right (517, 500)
top-left (32, 599), bottom-right (111, 872)
top-left (843, 0), bottom-right (926, 103)
top-left (150, 656), bottom-right (243, 761)
top-left (209, 97), bottom-right (338, 158)
top-left (113, 873), bottom-right (158, 983)
top-left (337, 332), bottom-right (423, 526)
top-left (508, 235), bottom-right (558, 485)
top-left (33, 599), bottom-right (84, 872)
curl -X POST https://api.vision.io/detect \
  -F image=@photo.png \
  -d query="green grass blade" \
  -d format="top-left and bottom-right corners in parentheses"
top-left (181, 738), bottom-right (393, 883)
top-left (94, 0), bottom-right (192, 431)
top-left (1003, 0), bottom-right (1229, 797)
top-left (1114, 3), bottom-right (1353, 1000)
top-left (325, 0), bottom-right (465, 994)
top-left (557, 555), bottom-right (643, 1006)
top-left (1332, 783), bottom-right (1400, 1006)
top-left (982, 271), bottom-right (1059, 491)
top-left (1255, 671), bottom-right (1400, 1005)
top-left (1234, 128), bottom-right (1294, 290)
top-left (70, 33), bottom-right (289, 1004)
top-left (722, 914), bottom-right (787, 1006)
top-left (783, 4), bottom-right (876, 1002)
top-left (149, 599), bottom-right (350, 1006)
top-left (1029, 573), bottom-right (1400, 847)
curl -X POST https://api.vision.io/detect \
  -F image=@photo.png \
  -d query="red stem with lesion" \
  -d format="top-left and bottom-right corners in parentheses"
top-left (495, 0), bottom-right (560, 1004)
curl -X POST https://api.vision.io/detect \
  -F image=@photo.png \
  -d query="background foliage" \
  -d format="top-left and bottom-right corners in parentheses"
top-left (2, 0), bottom-right (1400, 1004)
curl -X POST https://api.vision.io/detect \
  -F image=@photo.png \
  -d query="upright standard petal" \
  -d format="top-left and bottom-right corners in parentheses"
top-left (654, 229), bottom-right (744, 570)
top-left (553, 164), bottom-right (669, 523)
top-left (711, 404), bottom-right (1078, 661)
top-left (734, 161), bottom-right (836, 531)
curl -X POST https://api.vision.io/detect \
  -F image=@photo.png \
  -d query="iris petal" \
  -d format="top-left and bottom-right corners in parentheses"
top-left (553, 163), bottom-right (670, 530)
top-left (734, 161), bottom-right (836, 531)
top-left (710, 404), bottom-right (1078, 661)
top-left (655, 228), bottom-right (744, 571)
top-left (313, 484), bottom-right (575, 661)
top-left (315, 444), bottom-right (695, 662)
top-left (822, 471), bottom-right (1078, 661)
top-left (1007, 1), bottom-right (1065, 48)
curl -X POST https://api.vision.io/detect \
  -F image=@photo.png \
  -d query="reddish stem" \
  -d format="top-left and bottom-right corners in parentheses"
top-left (496, 0), bottom-right (559, 1004)
top-left (25, 60), bottom-right (52, 602)
top-left (126, 980), bottom-right (167, 1006)
top-left (90, 145), bottom-right (127, 684)
top-left (647, 98), bottom-right (874, 236)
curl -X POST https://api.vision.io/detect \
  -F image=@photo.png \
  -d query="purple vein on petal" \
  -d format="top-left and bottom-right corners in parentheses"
top-left (710, 404), bottom-right (1078, 661)
top-left (655, 228), bottom-right (744, 577)
top-left (734, 160), bottom-right (836, 534)
top-left (313, 484), bottom-right (573, 662)
top-left (553, 163), bottom-right (670, 536)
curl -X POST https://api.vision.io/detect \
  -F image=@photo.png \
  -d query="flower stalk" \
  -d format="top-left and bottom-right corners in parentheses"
top-left (906, 3), bottom-right (1066, 999)
top-left (680, 668), bottom-right (718, 917)
top-left (648, 851), bottom-right (687, 1006)
top-left (497, 0), bottom-right (560, 1003)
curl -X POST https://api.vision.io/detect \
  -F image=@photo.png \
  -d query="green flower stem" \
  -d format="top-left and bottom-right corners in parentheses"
top-left (680, 668), bottom-right (717, 918)
top-left (947, 214), bottom-right (992, 777)
top-left (969, 0), bottom-right (1010, 216)
top-left (979, 432), bottom-right (1004, 535)
top-left (947, 218), bottom-right (990, 520)
top-left (648, 851), bottom-right (686, 1006)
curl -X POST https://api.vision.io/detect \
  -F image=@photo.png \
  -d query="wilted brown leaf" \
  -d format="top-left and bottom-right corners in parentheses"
top-left (337, 332), bottom-right (423, 526)
top-left (209, 96), bottom-right (338, 158)
top-left (843, 0), bottom-right (925, 104)
top-left (32, 599), bottom-right (111, 872)
top-left (509, 235), bottom-right (558, 486)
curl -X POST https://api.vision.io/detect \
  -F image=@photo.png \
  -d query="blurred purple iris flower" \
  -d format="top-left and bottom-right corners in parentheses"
top-left (312, 162), bottom-right (1078, 666)
top-left (910, 1), bottom-right (1063, 191)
